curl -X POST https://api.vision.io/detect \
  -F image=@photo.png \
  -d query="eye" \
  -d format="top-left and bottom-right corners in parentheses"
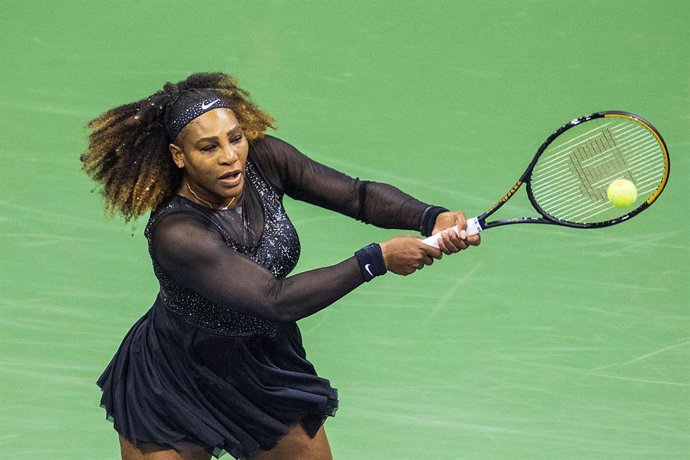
top-left (200, 144), bottom-right (217, 152)
top-left (230, 134), bottom-right (244, 144)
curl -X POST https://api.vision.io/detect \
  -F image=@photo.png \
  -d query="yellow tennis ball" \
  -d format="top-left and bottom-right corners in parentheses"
top-left (607, 179), bottom-right (638, 207)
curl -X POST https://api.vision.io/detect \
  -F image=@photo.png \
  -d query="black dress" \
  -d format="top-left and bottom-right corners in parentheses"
top-left (97, 135), bottom-right (443, 458)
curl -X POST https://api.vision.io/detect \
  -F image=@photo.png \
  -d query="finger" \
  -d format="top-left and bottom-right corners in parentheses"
top-left (467, 234), bottom-right (481, 246)
top-left (437, 237), bottom-right (451, 255)
top-left (437, 231), bottom-right (454, 255)
top-left (435, 232), bottom-right (450, 254)
top-left (436, 233), bottom-right (450, 254)
top-left (445, 230), bottom-right (468, 251)
top-left (440, 231), bottom-right (461, 253)
top-left (454, 212), bottom-right (468, 230)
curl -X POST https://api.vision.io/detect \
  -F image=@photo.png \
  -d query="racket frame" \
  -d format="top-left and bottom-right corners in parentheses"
top-left (475, 110), bottom-right (670, 232)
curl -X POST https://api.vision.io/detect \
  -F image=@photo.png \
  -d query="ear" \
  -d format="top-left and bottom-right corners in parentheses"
top-left (169, 143), bottom-right (185, 169)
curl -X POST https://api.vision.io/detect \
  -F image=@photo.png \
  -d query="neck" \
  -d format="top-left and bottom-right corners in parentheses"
top-left (184, 181), bottom-right (237, 210)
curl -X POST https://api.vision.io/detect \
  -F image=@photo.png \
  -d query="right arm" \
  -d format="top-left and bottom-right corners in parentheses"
top-left (152, 213), bottom-right (442, 322)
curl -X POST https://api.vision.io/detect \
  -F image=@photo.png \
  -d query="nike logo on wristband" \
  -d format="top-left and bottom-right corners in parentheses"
top-left (364, 264), bottom-right (374, 278)
top-left (201, 99), bottom-right (220, 110)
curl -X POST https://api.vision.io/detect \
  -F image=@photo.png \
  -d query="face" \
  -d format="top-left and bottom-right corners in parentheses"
top-left (169, 108), bottom-right (249, 207)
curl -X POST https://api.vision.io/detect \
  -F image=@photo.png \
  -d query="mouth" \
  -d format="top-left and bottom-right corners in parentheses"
top-left (218, 169), bottom-right (242, 186)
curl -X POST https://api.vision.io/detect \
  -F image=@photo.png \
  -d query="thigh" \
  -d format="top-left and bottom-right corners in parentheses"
top-left (250, 424), bottom-right (332, 460)
top-left (119, 436), bottom-right (211, 460)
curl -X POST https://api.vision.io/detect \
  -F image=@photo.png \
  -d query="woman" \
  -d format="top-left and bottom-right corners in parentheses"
top-left (83, 72), bottom-right (480, 460)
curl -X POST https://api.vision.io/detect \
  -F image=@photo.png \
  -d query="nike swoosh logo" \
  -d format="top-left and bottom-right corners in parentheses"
top-left (201, 99), bottom-right (221, 110)
top-left (364, 264), bottom-right (374, 277)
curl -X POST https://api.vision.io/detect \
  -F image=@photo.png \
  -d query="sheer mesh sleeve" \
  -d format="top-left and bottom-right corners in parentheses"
top-left (152, 212), bottom-right (363, 322)
top-left (251, 136), bottom-right (435, 232)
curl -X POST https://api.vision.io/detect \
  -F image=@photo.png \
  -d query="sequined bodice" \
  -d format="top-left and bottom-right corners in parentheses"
top-left (145, 160), bottom-right (300, 337)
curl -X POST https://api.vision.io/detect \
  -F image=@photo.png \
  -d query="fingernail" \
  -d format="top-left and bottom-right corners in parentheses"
top-left (460, 230), bottom-right (467, 239)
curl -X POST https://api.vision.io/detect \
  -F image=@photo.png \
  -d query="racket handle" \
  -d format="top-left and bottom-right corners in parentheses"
top-left (421, 216), bottom-right (482, 248)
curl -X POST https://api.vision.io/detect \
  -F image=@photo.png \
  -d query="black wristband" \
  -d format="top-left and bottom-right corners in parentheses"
top-left (419, 206), bottom-right (449, 237)
top-left (354, 243), bottom-right (387, 282)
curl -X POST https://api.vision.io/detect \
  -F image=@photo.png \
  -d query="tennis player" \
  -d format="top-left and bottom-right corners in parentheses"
top-left (83, 72), bottom-right (480, 460)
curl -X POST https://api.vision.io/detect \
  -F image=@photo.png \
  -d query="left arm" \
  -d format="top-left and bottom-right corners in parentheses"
top-left (252, 135), bottom-right (479, 254)
top-left (251, 136), bottom-right (446, 235)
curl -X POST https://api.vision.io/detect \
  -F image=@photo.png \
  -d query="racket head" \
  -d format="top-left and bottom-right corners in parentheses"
top-left (525, 111), bottom-right (669, 229)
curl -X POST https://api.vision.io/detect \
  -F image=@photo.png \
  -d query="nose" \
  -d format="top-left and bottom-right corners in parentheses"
top-left (218, 142), bottom-right (239, 164)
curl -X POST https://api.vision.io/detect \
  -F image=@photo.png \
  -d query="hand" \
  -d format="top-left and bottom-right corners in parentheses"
top-left (431, 211), bottom-right (481, 255)
top-left (380, 235), bottom-right (442, 276)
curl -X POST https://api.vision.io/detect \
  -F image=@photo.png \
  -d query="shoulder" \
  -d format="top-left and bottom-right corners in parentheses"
top-left (251, 134), bottom-right (293, 150)
top-left (249, 135), bottom-right (303, 192)
top-left (250, 134), bottom-right (301, 163)
top-left (147, 204), bottom-right (225, 266)
top-left (145, 196), bottom-right (215, 240)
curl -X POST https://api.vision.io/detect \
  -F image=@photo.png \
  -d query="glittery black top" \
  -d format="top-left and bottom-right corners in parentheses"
top-left (145, 135), bottom-right (436, 337)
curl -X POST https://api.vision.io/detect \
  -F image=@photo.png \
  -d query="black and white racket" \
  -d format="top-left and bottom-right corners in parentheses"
top-left (423, 111), bottom-right (670, 247)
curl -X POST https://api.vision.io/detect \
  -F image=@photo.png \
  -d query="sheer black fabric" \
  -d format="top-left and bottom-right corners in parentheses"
top-left (98, 135), bottom-right (441, 458)
top-left (152, 211), bottom-right (364, 324)
top-left (251, 136), bottom-right (431, 230)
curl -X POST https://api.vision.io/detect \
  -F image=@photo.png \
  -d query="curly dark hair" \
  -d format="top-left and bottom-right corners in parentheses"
top-left (81, 72), bottom-right (275, 221)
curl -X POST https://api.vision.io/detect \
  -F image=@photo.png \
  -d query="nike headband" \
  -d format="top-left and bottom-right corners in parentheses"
top-left (165, 89), bottom-right (232, 141)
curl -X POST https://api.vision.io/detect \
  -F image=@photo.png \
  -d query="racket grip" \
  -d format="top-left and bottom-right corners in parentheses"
top-left (421, 216), bottom-right (482, 248)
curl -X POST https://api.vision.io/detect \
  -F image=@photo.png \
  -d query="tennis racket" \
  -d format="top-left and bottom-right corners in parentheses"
top-left (422, 111), bottom-right (670, 247)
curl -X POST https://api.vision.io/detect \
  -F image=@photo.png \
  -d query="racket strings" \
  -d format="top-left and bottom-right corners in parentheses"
top-left (535, 131), bottom-right (659, 198)
top-left (529, 117), bottom-right (666, 224)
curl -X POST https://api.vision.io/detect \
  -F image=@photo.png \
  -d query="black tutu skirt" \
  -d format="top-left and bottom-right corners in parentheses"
top-left (97, 298), bottom-right (338, 459)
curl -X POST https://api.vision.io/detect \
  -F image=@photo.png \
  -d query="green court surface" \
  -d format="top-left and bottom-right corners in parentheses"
top-left (1, 1), bottom-right (688, 458)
